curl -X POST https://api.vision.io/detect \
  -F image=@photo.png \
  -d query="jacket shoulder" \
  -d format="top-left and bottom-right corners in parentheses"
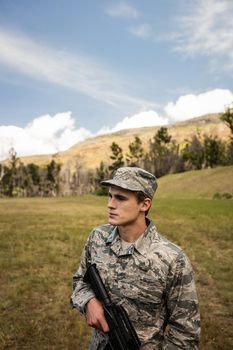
top-left (150, 227), bottom-right (187, 265)
top-left (90, 224), bottom-right (115, 241)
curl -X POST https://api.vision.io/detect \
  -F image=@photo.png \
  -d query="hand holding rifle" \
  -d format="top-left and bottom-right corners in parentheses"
top-left (84, 264), bottom-right (141, 350)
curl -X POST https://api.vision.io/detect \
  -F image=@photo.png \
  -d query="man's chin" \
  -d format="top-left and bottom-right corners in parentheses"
top-left (108, 216), bottom-right (119, 225)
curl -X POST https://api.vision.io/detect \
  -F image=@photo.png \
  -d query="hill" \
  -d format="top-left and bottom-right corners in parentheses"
top-left (19, 113), bottom-right (230, 170)
top-left (156, 165), bottom-right (233, 199)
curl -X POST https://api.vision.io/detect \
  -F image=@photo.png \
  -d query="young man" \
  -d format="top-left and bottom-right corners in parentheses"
top-left (71, 167), bottom-right (200, 349)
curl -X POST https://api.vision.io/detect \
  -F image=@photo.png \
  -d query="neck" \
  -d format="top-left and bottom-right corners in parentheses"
top-left (118, 218), bottom-right (147, 243)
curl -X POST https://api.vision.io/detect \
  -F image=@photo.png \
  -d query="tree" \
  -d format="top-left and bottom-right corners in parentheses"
top-left (4, 148), bottom-right (20, 197)
top-left (24, 163), bottom-right (42, 196)
top-left (109, 142), bottom-right (124, 174)
top-left (182, 135), bottom-right (205, 170)
top-left (14, 162), bottom-right (28, 196)
top-left (94, 161), bottom-right (109, 195)
top-left (27, 163), bottom-right (41, 186)
top-left (221, 104), bottom-right (233, 165)
top-left (126, 136), bottom-right (144, 167)
top-left (0, 164), bottom-right (11, 196)
top-left (146, 127), bottom-right (179, 177)
top-left (154, 127), bottom-right (172, 145)
top-left (203, 135), bottom-right (225, 168)
top-left (226, 140), bottom-right (233, 165)
top-left (70, 162), bottom-right (92, 196)
top-left (46, 160), bottom-right (61, 196)
top-left (221, 104), bottom-right (233, 136)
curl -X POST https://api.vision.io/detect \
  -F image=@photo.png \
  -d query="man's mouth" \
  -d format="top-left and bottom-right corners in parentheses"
top-left (109, 212), bottom-right (117, 217)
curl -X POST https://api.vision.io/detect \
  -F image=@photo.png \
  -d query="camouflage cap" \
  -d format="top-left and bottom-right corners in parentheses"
top-left (101, 167), bottom-right (157, 199)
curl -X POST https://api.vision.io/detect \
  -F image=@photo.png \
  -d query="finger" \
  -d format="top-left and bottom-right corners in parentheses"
top-left (99, 317), bottom-right (109, 333)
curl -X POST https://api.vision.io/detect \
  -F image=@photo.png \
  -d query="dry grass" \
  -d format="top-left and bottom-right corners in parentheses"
top-left (0, 194), bottom-right (232, 349)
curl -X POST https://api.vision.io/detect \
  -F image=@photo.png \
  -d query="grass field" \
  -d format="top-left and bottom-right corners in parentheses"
top-left (0, 168), bottom-right (233, 349)
top-left (156, 165), bottom-right (233, 199)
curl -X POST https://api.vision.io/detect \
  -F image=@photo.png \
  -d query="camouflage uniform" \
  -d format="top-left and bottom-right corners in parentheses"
top-left (71, 167), bottom-right (200, 349)
top-left (71, 220), bottom-right (200, 349)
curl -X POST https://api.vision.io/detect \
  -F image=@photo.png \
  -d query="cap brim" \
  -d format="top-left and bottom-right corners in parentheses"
top-left (100, 180), bottom-right (114, 186)
top-left (101, 179), bottom-right (144, 192)
top-left (100, 179), bottom-right (129, 189)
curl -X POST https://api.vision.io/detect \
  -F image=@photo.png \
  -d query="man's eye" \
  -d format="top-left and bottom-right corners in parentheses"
top-left (117, 195), bottom-right (127, 201)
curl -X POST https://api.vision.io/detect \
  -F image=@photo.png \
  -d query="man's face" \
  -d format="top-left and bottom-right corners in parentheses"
top-left (107, 186), bottom-right (146, 227)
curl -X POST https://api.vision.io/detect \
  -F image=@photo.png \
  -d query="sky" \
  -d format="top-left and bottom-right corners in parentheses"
top-left (0, 0), bottom-right (233, 160)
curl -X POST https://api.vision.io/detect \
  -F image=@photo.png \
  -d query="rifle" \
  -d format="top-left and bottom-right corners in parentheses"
top-left (83, 264), bottom-right (141, 350)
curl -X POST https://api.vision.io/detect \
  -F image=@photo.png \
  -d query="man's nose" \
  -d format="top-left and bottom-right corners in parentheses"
top-left (108, 197), bottom-right (116, 208)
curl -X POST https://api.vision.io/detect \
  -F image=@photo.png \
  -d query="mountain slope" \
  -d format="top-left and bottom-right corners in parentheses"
top-left (156, 165), bottom-right (233, 199)
top-left (19, 113), bottom-right (230, 170)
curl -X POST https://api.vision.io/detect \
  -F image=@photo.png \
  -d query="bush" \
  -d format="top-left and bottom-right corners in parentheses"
top-left (95, 187), bottom-right (108, 196)
top-left (222, 192), bottom-right (233, 199)
top-left (213, 192), bottom-right (232, 199)
top-left (213, 192), bottom-right (221, 199)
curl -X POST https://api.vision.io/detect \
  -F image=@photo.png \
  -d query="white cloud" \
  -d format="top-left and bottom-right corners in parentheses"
top-left (1, 89), bottom-right (232, 161)
top-left (129, 24), bottom-right (153, 39)
top-left (0, 29), bottom-right (154, 110)
top-left (105, 2), bottom-right (139, 18)
top-left (165, 89), bottom-right (233, 122)
top-left (0, 110), bottom-right (168, 161)
top-left (113, 110), bottom-right (168, 131)
top-left (0, 112), bottom-right (92, 161)
top-left (173, 0), bottom-right (233, 71)
top-left (98, 110), bottom-right (168, 135)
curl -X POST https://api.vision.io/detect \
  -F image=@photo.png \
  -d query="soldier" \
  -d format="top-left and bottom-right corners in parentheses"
top-left (71, 167), bottom-right (200, 349)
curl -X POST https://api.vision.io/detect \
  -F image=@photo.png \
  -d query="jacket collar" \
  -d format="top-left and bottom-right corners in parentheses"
top-left (106, 219), bottom-right (158, 257)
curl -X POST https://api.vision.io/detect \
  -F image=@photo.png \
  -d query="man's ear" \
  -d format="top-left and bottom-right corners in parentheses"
top-left (140, 198), bottom-right (152, 212)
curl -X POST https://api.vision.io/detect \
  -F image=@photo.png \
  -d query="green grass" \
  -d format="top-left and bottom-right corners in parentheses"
top-left (153, 198), bottom-right (233, 349)
top-left (156, 165), bottom-right (233, 199)
top-left (0, 189), bottom-right (233, 349)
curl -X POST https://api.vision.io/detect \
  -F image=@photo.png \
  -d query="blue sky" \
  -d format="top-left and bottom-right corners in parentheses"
top-left (0, 0), bottom-right (233, 160)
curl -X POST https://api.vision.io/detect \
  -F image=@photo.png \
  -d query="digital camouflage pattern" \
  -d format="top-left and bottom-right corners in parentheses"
top-left (101, 167), bottom-right (158, 199)
top-left (71, 219), bottom-right (200, 349)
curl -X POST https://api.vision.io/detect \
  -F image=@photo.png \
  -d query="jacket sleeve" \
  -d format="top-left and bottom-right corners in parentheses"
top-left (70, 231), bottom-right (95, 313)
top-left (162, 252), bottom-right (201, 349)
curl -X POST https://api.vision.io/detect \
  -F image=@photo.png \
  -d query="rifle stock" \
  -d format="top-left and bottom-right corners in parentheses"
top-left (84, 264), bottom-right (141, 350)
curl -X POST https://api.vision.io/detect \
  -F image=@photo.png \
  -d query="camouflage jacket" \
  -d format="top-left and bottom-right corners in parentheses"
top-left (71, 219), bottom-right (200, 349)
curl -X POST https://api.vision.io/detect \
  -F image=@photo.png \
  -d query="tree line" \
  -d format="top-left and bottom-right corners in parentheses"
top-left (1, 107), bottom-right (233, 197)
top-left (94, 107), bottom-right (233, 193)
top-left (0, 149), bottom-right (61, 197)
